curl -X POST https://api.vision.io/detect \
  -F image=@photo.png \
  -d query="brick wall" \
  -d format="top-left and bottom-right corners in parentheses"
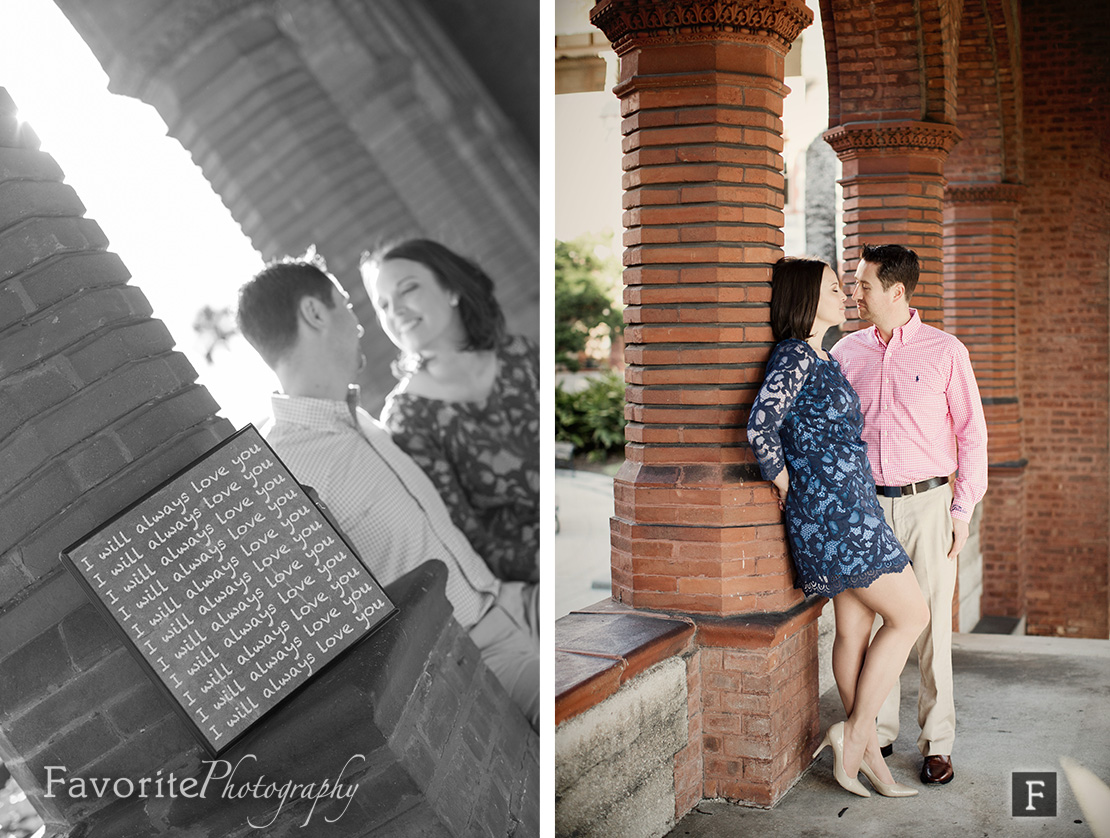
top-left (1016, 0), bottom-right (1110, 638)
top-left (824, 0), bottom-right (1110, 637)
top-left (697, 603), bottom-right (823, 807)
top-left (943, 187), bottom-right (1024, 623)
top-left (945, 0), bottom-right (1023, 186)
top-left (944, 0), bottom-right (1025, 627)
top-left (673, 649), bottom-right (703, 818)
top-left (420, 0), bottom-right (541, 153)
top-left (822, 0), bottom-right (965, 328)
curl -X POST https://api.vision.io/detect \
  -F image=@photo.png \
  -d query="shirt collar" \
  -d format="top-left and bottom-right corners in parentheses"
top-left (270, 385), bottom-right (362, 431)
top-left (870, 309), bottom-right (921, 347)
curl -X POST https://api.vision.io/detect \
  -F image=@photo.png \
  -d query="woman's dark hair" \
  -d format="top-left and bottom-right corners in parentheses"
top-left (860, 243), bottom-right (919, 299)
top-left (770, 257), bottom-right (829, 342)
top-left (360, 239), bottom-right (505, 352)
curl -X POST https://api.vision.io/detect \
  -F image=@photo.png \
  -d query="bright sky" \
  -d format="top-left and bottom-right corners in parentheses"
top-left (0, 0), bottom-right (278, 428)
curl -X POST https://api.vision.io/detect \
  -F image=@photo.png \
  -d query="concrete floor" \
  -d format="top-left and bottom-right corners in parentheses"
top-left (667, 632), bottom-right (1110, 838)
top-left (554, 469), bottom-right (615, 619)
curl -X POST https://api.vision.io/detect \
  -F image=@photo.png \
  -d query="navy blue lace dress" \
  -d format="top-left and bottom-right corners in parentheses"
top-left (747, 339), bottom-right (910, 597)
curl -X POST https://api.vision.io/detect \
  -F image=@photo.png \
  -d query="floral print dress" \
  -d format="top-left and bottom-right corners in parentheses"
top-left (381, 335), bottom-right (540, 583)
top-left (746, 339), bottom-right (910, 597)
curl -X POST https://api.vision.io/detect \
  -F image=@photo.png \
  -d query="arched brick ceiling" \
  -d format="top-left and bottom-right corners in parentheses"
top-left (820, 0), bottom-right (965, 126)
top-left (947, 0), bottom-right (1023, 184)
top-left (48, 0), bottom-right (540, 409)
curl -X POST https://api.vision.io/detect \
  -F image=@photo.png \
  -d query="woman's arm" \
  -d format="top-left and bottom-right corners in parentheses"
top-left (770, 468), bottom-right (790, 510)
top-left (746, 342), bottom-right (812, 507)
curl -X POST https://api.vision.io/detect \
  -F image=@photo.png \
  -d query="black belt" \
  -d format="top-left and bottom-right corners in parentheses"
top-left (875, 476), bottom-right (949, 498)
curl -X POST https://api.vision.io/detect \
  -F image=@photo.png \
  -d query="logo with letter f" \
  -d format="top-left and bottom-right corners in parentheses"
top-left (1012, 772), bottom-right (1057, 817)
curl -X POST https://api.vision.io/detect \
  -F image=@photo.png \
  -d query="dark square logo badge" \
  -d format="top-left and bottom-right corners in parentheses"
top-left (1012, 772), bottom-right (1057, 817)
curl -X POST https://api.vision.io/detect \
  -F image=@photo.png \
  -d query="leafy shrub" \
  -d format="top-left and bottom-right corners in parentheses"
top-left (555, 237), bottom-right (623, 371)
top-left (555, 372), bottom-right (627, 462)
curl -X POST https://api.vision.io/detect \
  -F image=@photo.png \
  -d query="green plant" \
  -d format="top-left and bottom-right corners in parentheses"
top-left (555, 236), bottom-right (623, 370)
top-left (555, 372), bottom-right (627, 462)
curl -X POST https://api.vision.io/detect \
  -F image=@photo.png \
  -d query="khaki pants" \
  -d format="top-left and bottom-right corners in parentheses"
top-left (874, 484), bottom-right (957, 756)
top-left (469, 581), bottom-right (540, 730)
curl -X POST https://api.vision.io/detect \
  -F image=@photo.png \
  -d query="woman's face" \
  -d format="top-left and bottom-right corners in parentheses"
top-left (368, 257), bottom-right (467, 357)
top-left (812, 266), bottom-right (846, 333)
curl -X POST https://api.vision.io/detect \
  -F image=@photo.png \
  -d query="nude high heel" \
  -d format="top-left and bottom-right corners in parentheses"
top-left (813, 721), bottom-right (870, 797)
top-left (860, 759), bottom-right (919, 797)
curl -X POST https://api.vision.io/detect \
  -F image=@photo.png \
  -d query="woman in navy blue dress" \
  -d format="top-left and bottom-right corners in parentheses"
top-left (747, 257), bottom-right (930, 798)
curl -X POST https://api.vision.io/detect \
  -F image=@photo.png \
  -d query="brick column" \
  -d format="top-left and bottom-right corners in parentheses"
top-left (590, 0), bottom-right (825, 809)
top-left (591, 0), bottom-right (811, 617)
top-left (824, 121), bottom-right (962, 329)
top-left (944, 182), bottom-right (1026, 620)
top-left (0, 87), bottom-right (232, 831)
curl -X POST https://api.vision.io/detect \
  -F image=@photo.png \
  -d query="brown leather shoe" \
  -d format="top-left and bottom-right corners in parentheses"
top-left (921, 755), bottom-right (954, 784)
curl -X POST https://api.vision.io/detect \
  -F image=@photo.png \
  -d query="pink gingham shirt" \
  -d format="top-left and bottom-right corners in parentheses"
top-left (830, 311), bottom-right (988, 522)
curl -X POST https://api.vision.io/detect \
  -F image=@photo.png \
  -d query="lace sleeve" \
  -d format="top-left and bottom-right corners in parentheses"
top-left (746, 341), bottom-right (814, 481)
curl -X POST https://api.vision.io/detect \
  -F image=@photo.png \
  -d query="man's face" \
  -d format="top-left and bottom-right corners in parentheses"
top-left (322, 283), bottom-right (365, 375)
top-left (851, 259), bottom-right (901, 326)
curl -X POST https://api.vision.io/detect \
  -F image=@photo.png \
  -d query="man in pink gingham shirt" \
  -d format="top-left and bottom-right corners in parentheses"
top-left (831, 244), bottom-right (987, 787)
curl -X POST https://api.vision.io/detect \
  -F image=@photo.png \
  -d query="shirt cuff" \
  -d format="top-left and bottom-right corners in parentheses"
top-left (950, 502), bottom-right (973, 523)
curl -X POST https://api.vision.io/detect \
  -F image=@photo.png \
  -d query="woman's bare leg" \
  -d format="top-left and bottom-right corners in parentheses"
top-left (833, 564), bottom-right (930, 780)
top-left (831, 594), bottom-right (893, 783)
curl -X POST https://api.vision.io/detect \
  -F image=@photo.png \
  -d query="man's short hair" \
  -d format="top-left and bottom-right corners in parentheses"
top-left (237, 251), bottom-right (337, 368)
top-left (860, 244), bottom-right (920, 299)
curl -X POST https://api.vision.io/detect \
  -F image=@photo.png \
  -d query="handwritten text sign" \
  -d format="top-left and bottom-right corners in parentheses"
top-left (62, 426), bottom-right (395, 755)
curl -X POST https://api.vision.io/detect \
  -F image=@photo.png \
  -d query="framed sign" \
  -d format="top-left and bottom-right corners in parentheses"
top-left (62, 425), bottom-right (396, 756)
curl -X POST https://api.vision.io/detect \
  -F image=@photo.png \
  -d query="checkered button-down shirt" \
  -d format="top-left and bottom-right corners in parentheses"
top-left (830, 310), bottom-right (988, 522)
top-left (266, 387), bottom-right (499, 627)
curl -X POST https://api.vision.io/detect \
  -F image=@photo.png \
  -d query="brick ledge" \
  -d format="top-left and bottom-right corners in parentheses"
top-left (554, 596), bottom-right (829, 725)
top-left (555, 598), bottom-right (696, 725)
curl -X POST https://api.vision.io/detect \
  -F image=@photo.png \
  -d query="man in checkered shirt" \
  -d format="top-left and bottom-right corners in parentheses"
top-left (831, 244), bottom-right (988, 786)
top-left (236, 254), bottom-right (538, 729)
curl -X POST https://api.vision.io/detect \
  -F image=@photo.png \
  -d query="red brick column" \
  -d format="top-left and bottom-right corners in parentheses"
top-left (591, 0), bottom-right (811, 617)
top-left (943, 183), bottom-right (1026, 619)
top-left (824, 121), bottom-right (961, 329)
top-left (590, 0), bottom-right (824, 810)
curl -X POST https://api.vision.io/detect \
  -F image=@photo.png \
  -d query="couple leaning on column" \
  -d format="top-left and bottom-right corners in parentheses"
top-left (747, 244), bottom-right (987, 796)
top-left (235, 240), bottom-right (540, 730)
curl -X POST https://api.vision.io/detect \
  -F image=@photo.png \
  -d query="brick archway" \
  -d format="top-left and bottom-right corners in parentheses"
top-left (52, 0), bottom-right (540, 411)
